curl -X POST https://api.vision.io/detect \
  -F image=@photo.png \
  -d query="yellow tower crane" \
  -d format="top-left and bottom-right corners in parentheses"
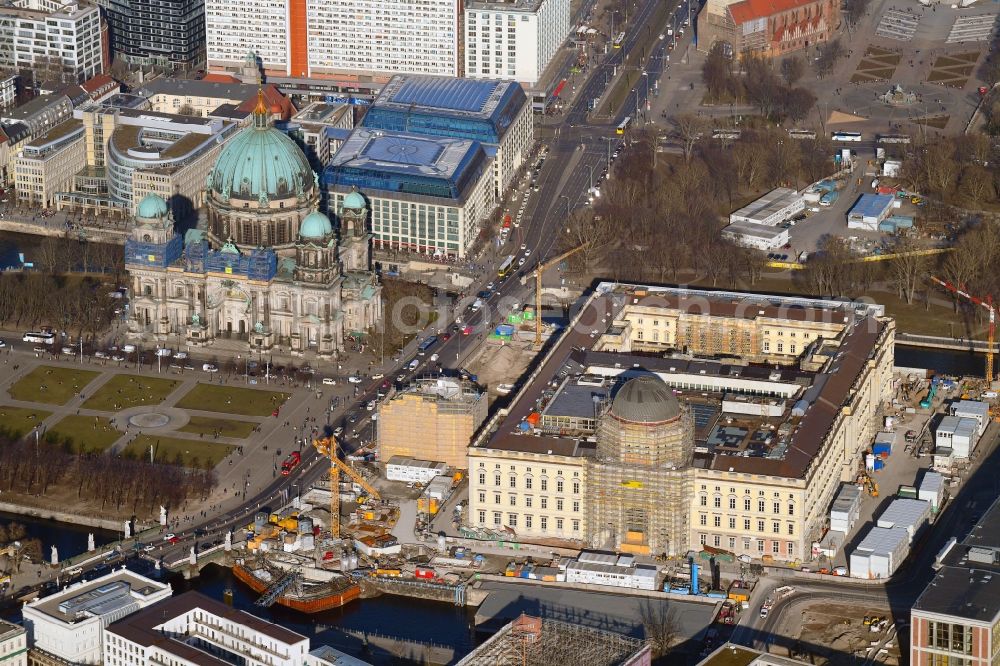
top-left (528, 243), bottom-right (590, 345)
top-left (312, 437), bottom-right (381, 539)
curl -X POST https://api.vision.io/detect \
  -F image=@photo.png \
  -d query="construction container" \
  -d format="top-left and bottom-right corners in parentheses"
top-left (876, 498), bottom-right (931, 542)
top-left (897, 485), bottom-right (917, 499)
top-left (872, 432), bottom-right (893, 456)
top-left (874, 459), bottom-right (885, 471)
top-left (298, 517), bottom-right (313, 535)
top-left (918, 471), bottom-right (945, 512)
top-left (830, 483), bottom-right (863, 533)
top-left (415, 566), bottom-right (435, 579)
top-left (849, 526), bottom-right (909, 579)
top-left (865, 454), bottom-right (876, 471)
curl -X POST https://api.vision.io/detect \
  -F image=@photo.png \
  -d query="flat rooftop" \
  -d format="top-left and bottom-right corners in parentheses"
top-left (724, 221), bottom-right (787, 240)
top-left (107, 591), bottom-right (306, 660)
top-left (25, 570), bottom-right (168, 624)
top-left (914, 491), bottom-right (1000, 623)
top-left (467, 0), bottom-right (546, 12)
top-left (698, 644), bottom-right (811, 666)
top-left (0, 619), bottom-right (23, 639)
top-left (730, 187), bottom-right (802, 222)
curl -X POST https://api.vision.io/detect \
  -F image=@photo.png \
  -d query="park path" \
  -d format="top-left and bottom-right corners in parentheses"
top-left (0, 349), bottom-right (333, 529)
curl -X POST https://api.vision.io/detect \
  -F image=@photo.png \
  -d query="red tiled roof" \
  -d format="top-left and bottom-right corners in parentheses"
top-left (81, 74), bottom-right (115, 94)
top-left (202, 73), bottom-right (241, 83)
top-left (728, 0), bottom-right (816, 25)
top-left (235, 83), bottom-right (296, 120)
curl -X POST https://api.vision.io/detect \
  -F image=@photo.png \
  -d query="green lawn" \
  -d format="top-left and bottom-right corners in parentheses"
top-left (0, 406), bottom-right (51, 438)
top-left (45, 415), bottom-right (121, 453)
top-left (7, 366), bottom-right (101, 405)
top-left (174, 383), bottom-right (289, 417)
top-left (81, 374), bottom-right (181, 412)
top-left (121, 434), bottom-right (234, 469)
top-left (177, 415), bottom-right (258, 439)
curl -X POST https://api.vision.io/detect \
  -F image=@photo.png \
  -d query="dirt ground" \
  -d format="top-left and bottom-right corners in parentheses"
top-left (466, 338), bottom-right (538, 402)
top-left (783, 602), bottom-right (901, 666)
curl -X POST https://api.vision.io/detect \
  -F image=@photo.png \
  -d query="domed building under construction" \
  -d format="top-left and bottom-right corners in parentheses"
top-left (588, 374), bottom-right (694, 557)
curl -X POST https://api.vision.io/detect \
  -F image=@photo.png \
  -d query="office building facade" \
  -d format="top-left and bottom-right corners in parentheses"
top-left (465, 0), bottom-right (570, 87)
top-left (205, 0), bottom-right (460, 80)
top-left (0, 0), bottom-right (104, 84)
top-left (22, 570), bottom-right (172, 665)
top-left (362, 75), bottom-right (533, 199)
top-left (468, 285), bottom-right (895, 560)
top-left (105, 592), bottom-right (309, 666)
top-left (101, 0), bottom-right (204, 69)
top-left (911, 493), bottom-right (1000, 666)
top-left (326, 128), bottom-right (494, 259)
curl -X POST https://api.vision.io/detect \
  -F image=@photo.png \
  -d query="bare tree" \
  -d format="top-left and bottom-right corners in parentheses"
top-left (888, 237), bottom-right (930, 304)
top-left (781, 56), bottom-right (806, 86)
top-left (671, 114), bottom-right (710, 163)
top-left (639, 600), bottom-right (681, 657)
top-left (815, 39), bottom-right (846, 78)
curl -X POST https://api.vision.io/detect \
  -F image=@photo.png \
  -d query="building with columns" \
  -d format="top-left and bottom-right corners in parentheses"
top-left (125, 93), bottom-right (381, 356)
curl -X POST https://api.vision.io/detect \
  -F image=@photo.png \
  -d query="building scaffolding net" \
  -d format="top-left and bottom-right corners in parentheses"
top-left (457, 615), bottom-right (648, 666)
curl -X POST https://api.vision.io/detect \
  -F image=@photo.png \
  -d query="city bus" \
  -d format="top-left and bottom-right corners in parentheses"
top-left (498, 255), bottom-right (516, 277)
top-left (613, 32), bottom-right (626, 48)
top-left (831, 131), bottom-right (863, 143)
top-left (417, 335), bottom-right (438, 352)
top-left (22, 331), bottom-right (54, 344)
top-left (876, 134), bottom-right (911, 144)
top-left (616, 117), bottom-right (632, 134)
top-left (787, 129), bottom-right (816, 140)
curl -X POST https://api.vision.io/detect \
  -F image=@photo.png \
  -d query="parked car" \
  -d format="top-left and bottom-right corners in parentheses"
top-left (348, 375), bottom-right (363, 384)
top-left (322, 377), bottom-right (337, 385)
top-left (155, 348), bottom-right (171, 357)
top-left (203, 363), bottom-right (219, 372)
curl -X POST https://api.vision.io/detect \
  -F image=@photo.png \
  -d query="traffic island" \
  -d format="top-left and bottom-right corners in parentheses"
top-left (7, 366), bottom-right (100, 405)
top-left (174, 383), bottom-right (289, 417)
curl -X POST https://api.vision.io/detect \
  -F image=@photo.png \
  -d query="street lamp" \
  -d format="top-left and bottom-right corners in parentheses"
top-left (601, 136), bottom-right (616, 171)
top-left (559, 195), bottom-right (570, 218)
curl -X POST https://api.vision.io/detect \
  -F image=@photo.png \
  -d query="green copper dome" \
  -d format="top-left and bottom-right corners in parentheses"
top-left (343, 191), bottom-right (366, 210)
top-left (208, 94), bottom-right (315, 204)
top-left (300, 211), bottom-right (332, 239)
top-left (136, 193), bottom-right (168, 219)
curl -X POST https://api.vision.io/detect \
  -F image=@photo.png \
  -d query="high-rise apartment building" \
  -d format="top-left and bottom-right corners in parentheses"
top-left (205, 0), bottom-right (460, 81)
top-left (101, 0), bottom-right (204, 69)
top-left (0, 0), bottom-right (104, 84)
top-left (464, 0), bottom-right (570, 87)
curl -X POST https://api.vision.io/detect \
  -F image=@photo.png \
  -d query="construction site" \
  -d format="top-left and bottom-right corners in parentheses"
top-left (455, 614), bottom-right (652, 666)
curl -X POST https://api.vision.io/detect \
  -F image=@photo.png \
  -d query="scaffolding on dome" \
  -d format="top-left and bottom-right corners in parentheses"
top-left (455, 614), bottom-right (650, 666)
